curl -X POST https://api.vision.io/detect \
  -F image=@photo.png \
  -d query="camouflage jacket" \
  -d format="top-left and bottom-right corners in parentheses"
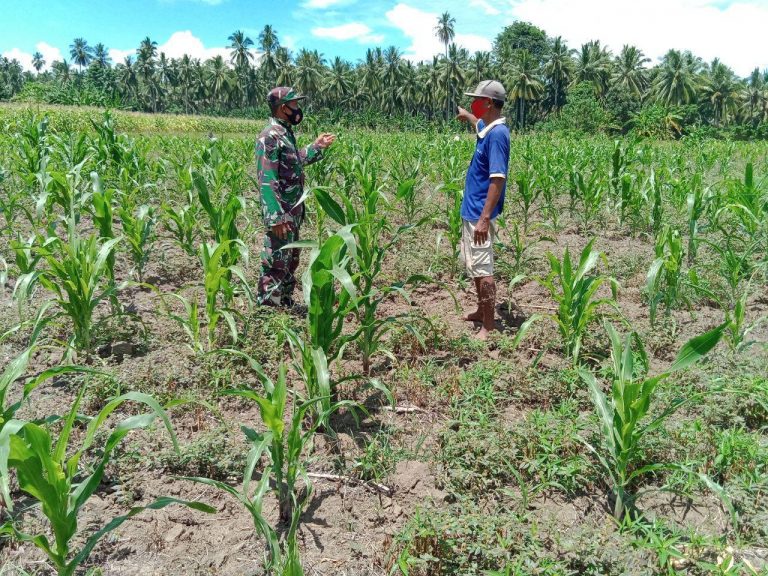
top-left (255, 117), bottom-right (323, 227)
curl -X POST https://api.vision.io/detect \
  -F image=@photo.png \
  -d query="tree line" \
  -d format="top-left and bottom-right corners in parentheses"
top-left (1, 17), bottom-right (767, 137)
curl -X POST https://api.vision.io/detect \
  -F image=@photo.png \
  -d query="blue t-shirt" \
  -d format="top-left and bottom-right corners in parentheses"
top-left (461, 119), bottom-right (510, 221)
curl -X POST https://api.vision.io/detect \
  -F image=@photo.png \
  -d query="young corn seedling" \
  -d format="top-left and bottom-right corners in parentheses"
top-left (685, 175), bottom-right (711, 265)
top-left (0, 304), bottom-right (99, 506)
top-left (314, 155), bottom-right (430, 374)
top-left (184, 356), bottom-right (353, 574)
top-left (538, 239), bottom-right (618, 364)
top-left (285, 228), bottom-right (358, 419)
top-left (646, 226), bottom-right (690, 326)
top-left (514, 162), bottom-right (540, 235)
top-left (161, 189), bottom-right (200, 256)
top-left (579, 321), bottom-right (724, 521)
top-left (495, 216), bottom-right (553, 279)
top-left (0, 389), bottom-right (214, 576)
top-left (443, 183), bottom-right (464, 278)
top-left (37, 227), bottom-right (123, 355)
top-left (192, 159), bottom-right (246, 268)
top-left (90, 174), bottom-right (121, 312)
top-left (161, 291), bottom-right (204, 353)
top-left (9, 231), bottom-right (57, 310)
top-left (197, 239), bottom-right (252, 350)
top-left (118, 202), bottom-right (156, 283)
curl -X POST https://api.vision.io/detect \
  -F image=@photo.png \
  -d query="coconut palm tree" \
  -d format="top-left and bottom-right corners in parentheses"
top-left (469, 51), bottom-right (492, 86)
top-left (117, 56), bottom-right (138, 102)
top-left (383, 46), bottom-right (404, 114)
top-left (543, 36), bottom-right (572, 113)
top-left (258, 25), bottom-right (280, 86)
top-left (92, 43), bottom-right (111, 68)
top-left (228, 30), bottom-right (254, 70)
top-left (360, 48), bottom-right (384, 107)
top-left (69, 38), bottom-right (93, 73)
top-left (701, 58), bottom-right (738, 126)
top-left (397, 61), bottom-right (419, 115)
top-left (275, 47), bottom-right (294, 86)
top-left (135, 38), bottom-right (159, 111)
top-left (32, 52), bottom-right (45, 74)
top-left (573, 40), bottom-right (611, 97)
top-left (325, 56), bottom-right (353, 106)
top-left (52, 59), bottom-right (72, 84)
top-left (435, 12), bottom-right (456, 59)
top-left (743, 68), bottom-right (764, 125)
top-left (440, 43), bottom-right (466, 120)
top-left (178, 54), bottom-right (194, 113)
top-left (294, 49), bottom-right (325, 99)
top-left (612, 45), bottom-right (649, 98)
top-left (652, 49), bottom-right (701, 107)
top-left (207, 55), bottom-right (230, 107)
top-left (507, 49), bottom-right (544, 130)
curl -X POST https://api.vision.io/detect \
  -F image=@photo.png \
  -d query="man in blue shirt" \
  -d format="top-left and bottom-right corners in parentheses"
top-left (456, 80), bottom-right (510, 340)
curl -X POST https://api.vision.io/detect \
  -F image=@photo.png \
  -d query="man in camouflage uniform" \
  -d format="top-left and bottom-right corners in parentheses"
top-left (256, 86), bottom-right (335, 307)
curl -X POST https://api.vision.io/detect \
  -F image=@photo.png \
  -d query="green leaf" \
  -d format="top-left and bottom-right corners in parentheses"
top-left (667, 323), bottom-right (725, 373)
top-left (314, 189), bottom-right (346, 225)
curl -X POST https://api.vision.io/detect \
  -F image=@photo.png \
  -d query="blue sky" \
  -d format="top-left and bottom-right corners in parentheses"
top-left (2, 0), bottom-right (767, 77)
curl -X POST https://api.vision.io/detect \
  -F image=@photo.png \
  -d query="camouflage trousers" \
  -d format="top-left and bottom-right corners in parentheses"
top-left (257, 219), bottom-right (303, 307)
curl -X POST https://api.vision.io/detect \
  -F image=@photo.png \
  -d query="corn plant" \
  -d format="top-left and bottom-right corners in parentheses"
top-left (717, 162), bottom-right (766, 241)
top-left (718, 277), bottom-right (767, 354)
top-left (495, 216), bottom-right (553, 279)
top-left (390, 148), bottom-right (425, 223)
top-left (443, 183), bottom-right (464, 278)
top-left (0, 305), bottom-right (98, 506)
top-left (118, 202), bottom-right (156, 282)
top-left (646, 168), bottom-right (664, 235)
top-left (513, 163), bottom-right (540, 235)
top-left (9, 232), bottom-right (56, 307)
top-left (184, 356), bottom-right (353, 574)
top-left (685, 175), bottom-right (711, 265)
top-left (646, 226), bottom-right (690, 326)
top-left (192, 151), bottom-right (246, 268)
top-left (574, 169), bottom-right (605, 232)
top-left (285, 228), bottom-right (358, 418)
top-left (199, 239), bottom-right (252, 350)
top-left (314, 157), bottom-right (429, 374)
top-left (44, 162), bottom-right (92, 227)
top-left (37, 228), bottom-right (122, 354)
top-left (537, 239), bottom-right (618, 364)
top-left (578, 321), bottom-right (723, 520)
top-left (90, 174), bottom-right (116, 269)
top-left (162, 291), bottom-right (204, 353)
top-left (0, 389), bottom-right (215, 576)
top-left (161, 189), bottom-right (199, 256)
top-left (0, 165), bottom-right (33, 238)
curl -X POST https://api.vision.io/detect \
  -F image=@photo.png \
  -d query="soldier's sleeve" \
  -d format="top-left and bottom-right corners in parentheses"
top-left (256, 135), bottom-right (288, 227)
top-left (299, 142), bottom-right (324, 166)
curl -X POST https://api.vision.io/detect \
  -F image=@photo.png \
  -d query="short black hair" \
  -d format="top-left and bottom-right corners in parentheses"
top-left (492, 98), bottom-right (504, 110)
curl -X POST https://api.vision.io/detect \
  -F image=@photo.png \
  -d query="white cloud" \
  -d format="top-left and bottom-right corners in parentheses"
top-left (36, 42), bottom-right (63, 69)
top-left (311, 23), bottom-right (385, 44)
top-left (302, 0), bottom-right (352, 8)
top-left (386, 3), bottom-right (493, 61)
top-left (2, 41), bottom-right (63, 72)
top-left (2, 48), bottom-right (33, 71)
top-left (282, 35), bottom-right (298, 52)
top-left (158, 31), bottom-right (230, 61)
top-left (470, 0), bottom-right (501, 16)
top-left (108, 31), bottom-right (232, 65)
top-left (509, 0), bottom-right (768, 76)
top-left (108, 48), bottom-right (135, 64)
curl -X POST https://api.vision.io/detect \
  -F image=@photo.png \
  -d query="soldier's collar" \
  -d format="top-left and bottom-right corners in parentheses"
top-left (271, 117), bottom-right (294, 132)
